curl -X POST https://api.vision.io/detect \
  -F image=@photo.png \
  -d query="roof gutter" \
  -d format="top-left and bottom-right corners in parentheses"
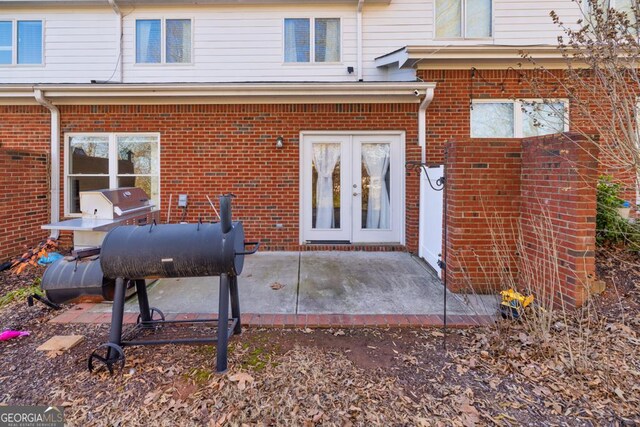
top-left (356, 0), bottom-right (364, 81)
top-left (34, 89), bottom-right (60, 239)
top-left (107, 0), bottom-right (123, 82)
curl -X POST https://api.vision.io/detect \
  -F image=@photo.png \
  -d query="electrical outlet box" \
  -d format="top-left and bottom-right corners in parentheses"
top-left (178, 194), bottom-right (188, 208)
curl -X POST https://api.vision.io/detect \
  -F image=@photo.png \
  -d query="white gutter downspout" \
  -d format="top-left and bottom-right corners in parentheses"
top-left (108, 0), bottom-right (123, 82)
top-left (357, 0), bottom-right (364, 81)
top-left (418, 86), bottom-right (435, 162)
top-left (34, 89), bottom-right (60, 239)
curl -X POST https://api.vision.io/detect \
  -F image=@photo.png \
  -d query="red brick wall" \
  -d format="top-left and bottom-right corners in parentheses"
top-left (0, 106), bottom-right (50, 261)
top-left (419, 69), bottom-right (635, 202)
top-left (444, 138), bottom-right (523, 294)
top-left (520, 133), bottom-right (599, 308)
top-left (445, 133), bottom-right (598, 308)
top-left (58, 104), bottom-right (420, 251)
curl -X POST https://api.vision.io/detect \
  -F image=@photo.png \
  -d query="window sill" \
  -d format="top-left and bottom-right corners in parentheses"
top-left (281, 62), bottom-right (344, 66)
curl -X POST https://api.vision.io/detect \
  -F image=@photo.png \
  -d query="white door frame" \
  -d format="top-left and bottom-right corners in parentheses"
top-left (299, 131), bottom-right (406, 245)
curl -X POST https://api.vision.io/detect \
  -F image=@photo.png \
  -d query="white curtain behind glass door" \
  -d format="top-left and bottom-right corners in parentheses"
top-left (362, 144), bottom-right (390, 229)
top-left (313, 144), bottom-right (341, 229)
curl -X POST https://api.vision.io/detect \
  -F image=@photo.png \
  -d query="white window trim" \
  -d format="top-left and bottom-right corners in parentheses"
top-left (282, 17), bottom-right (343, 65)
top-left (134, 17), bottom-right (194, 66)
top-left (0, 18), bottom-right (45, 67)
top-left (64, 132), bottom-right (161, 217)
top-left (471, 99), bottom-right (570, 138)
top-left (433, 0), bottom-right (494, 40)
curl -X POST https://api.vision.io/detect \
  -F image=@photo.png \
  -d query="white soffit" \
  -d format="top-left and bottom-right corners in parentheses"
top-left (0, 82), bottom-right (436, 105)
top-left (0, 0), bottom-right (390, 6)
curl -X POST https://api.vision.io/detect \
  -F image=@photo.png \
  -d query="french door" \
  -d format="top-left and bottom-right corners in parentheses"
top-left (301, 133), bottom-right (403, 244)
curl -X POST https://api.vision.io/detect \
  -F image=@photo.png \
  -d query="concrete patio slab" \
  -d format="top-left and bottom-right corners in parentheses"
top-left (87, 251), bottom-right (498, 319)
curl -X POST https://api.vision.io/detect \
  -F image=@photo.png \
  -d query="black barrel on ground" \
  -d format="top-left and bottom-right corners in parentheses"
top-left (41, 256), bottom-right (115, 304)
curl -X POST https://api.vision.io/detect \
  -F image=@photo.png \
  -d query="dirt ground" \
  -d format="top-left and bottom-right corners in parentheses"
top-left (0, 248), bottom-right (639, 426)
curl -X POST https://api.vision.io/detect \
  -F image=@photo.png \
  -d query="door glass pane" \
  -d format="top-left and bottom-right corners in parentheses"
top-left (69, 136), bottom-right (110, 174)
top-left (436, 0), bottom-right (462, 37)
top-left (466, 0), bottom-right (492, 37)
top-left (471, 102), bottom-right (515, 137)
top-left (117, 135), bottom-right (158, 175)
top-left (522, 102), bottom-right (565, 137)
top-left (69, 176), bottom-right (110, 214)
top-left (311, 143), bottom-right (341, 229)
top-left (361, 143), bottom-right (391, 230)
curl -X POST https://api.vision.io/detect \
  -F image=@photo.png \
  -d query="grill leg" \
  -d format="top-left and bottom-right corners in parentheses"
top-left (135, 279), bottom-right (152, 322)
top-left (229, 275), bottom-right (242, 335)
top-left (216, 273), bottom-right (230, 373)
top-left (107, 277), bottom-right (126, 359)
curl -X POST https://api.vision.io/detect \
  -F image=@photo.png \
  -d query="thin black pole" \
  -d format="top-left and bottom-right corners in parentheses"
top-left (107, 277), bottom-right (126, 360)
top-left (216, 273), bottom-right (230, 373)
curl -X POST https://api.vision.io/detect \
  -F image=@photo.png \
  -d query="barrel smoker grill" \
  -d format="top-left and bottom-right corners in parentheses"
top-left (88, 195), bottom-right (259, 374)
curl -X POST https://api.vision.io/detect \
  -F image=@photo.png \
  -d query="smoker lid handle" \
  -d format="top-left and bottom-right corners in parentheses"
top-left (236, 241), bottom-right (260, 256)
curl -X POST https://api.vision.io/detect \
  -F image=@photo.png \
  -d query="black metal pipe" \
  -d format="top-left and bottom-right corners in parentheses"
top-left (220, 195), bottom-right (232, 234)
top-left (216, 274), bottom-right (230, 373)
top-left (230, 275), bottom-right (242, 335)
top-left (107, 278), bottom-right (126, 360)
top-left (135, 280), bottom-right (152, 323)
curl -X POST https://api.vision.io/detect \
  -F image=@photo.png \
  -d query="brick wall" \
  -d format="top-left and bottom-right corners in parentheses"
top-left (445, 133), bottom-right (598, 309)
top-left (59, 104), bottom-right (420, 252)
top-left (444, 138), bottom-right (523, 294)
top-left (0, 106), bottom-right (51, 262)
top-left (520, 133), bottom-right (599, 308)
top-left (419, 69), bottom-right (635, 202)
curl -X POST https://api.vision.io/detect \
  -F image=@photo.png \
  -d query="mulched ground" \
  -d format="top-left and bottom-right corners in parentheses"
top-left (0, 253), bottom-right (639, 426)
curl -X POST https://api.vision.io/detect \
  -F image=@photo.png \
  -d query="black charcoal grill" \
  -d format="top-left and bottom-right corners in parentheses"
top-left (87, 195), bottom-right (259, 374)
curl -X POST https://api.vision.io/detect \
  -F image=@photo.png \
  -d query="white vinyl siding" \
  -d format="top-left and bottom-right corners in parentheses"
top-left (0, 9), bottom-right (116, 83)
top-left (471, 100), bottom-right (568, 138)
top-left (0, 1), bottom-right (584, 83)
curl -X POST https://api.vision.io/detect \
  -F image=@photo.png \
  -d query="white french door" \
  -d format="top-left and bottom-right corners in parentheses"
top-left (301, 132), bottom-right (403, 244)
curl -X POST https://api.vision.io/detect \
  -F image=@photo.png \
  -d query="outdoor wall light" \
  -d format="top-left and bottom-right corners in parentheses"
top-left (275, 136), bottom-right (284, 149)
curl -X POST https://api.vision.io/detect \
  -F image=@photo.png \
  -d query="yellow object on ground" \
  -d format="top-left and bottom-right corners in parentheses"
top-left (499, 289), bottom-right (534, 319)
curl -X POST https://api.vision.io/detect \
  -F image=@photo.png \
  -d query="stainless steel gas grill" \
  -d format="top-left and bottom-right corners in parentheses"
top-left (88, 195), bottom-right (259, 375)
top-left (40, 188), bottom-right (160, 304)
top-left (42, 187), bottom-right (160, 250)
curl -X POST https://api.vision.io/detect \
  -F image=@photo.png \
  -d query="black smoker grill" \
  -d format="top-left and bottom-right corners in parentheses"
top-left (86, 195), bottom-right (258, 374)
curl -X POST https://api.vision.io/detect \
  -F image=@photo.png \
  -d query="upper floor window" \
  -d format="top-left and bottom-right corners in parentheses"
top-left (284, 18), bottom-right (340, 63)
top-left (471, 100), bottom-right (568, 138)
top-left (136, 19), bottom-right (192, 64)
top-left (435, 0), bottom-right (492, 38)
top-left (0, 20), bottom-right (43, 65)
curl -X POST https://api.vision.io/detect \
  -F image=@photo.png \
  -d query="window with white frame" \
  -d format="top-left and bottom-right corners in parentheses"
top-left (284, 18), bottom-right (340, 63)
top-left (0, 20), bottom-right (43, 65)
top-left (435, 0), bottom-right (492, 38)
top-left (471, 100), bottom-right (568, 138)
top-left (65, 134), bottom-right (160, 215)
top-left (136, 19), bottom-right (192, 64)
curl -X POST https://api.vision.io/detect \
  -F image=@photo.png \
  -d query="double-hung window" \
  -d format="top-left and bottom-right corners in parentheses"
top-left (471, 100), bottom-right (568, 138)
top-left (0, 20), bottom-right (43, 65)
top-left (284, 18), bottom-right (340, 63)
top-left (435, 0), bottom-right (492, 38)
top-left (65, 133), bottom-right (160, 215)
top-left (136, 18), bottom-right (192, 64)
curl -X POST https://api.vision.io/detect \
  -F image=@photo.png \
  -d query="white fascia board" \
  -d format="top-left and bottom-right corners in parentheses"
top-left (0, 82), bottom-right (437, 105)
top-left (376, 45), bottom-right (571, 70)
